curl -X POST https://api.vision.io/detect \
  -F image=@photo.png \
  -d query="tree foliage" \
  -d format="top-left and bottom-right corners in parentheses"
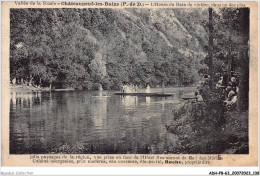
top-left (10, 8), bottom-right (207, 90)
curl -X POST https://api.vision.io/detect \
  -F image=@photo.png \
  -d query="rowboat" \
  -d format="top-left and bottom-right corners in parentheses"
top-left (114, 92), bottom-right (175, 97)
top-left (52, 88), bottom-right (75, 92)
top-left (182, 96), bottom-right (197, 100)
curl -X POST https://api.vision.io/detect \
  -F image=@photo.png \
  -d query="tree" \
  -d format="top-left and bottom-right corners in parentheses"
top-left (89, 53), bottom-right (107, 87)
top-left (208, 8), bottom-right (214, 89)
top-left (237, 8), bottom-right (249, 112)
top-left (206, 8), bottom-right (249, 111)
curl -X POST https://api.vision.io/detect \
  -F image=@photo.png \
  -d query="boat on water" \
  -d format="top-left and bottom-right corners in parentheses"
top-left (114, 92), bottom-right (175, 97)
top-left (52, 88), bottom-right (75, 92)
top-left (182, 96), bottom-right (197, 100)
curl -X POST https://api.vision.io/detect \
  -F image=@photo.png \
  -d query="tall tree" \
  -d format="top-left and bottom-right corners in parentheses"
top-left (208, 8), bottom-right (214, 89)
top-left (237, 8), bottom-right (249, 111)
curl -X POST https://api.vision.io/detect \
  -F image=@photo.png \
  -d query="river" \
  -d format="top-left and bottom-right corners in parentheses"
top-left (10, 87), bottom-right (196, 154)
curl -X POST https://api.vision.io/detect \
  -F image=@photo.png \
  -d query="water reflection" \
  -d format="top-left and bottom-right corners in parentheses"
top-left (10, 88), bottom-right (195, 154)
top-left (146, 97), bottom-right (151, 106)
top-left (121, 96), bottom-right (138, 110)
top-left (92, 95), bottom-right (107, 129)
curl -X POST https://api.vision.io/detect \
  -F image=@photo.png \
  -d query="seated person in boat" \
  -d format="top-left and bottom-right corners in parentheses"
top-left (134, 84), bottom-right (138, 93)
top-left (98, 84), bottom-right (103, 92)
top-left (146, 84), bottom-right (151, 93)
top-left (125, 84), bottom-right (135, 93)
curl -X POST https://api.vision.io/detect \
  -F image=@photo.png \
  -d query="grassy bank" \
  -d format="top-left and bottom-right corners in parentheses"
top-left (166, 101), bottom-right (248, 154)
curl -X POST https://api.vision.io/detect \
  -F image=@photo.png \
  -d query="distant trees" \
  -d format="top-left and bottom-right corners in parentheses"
top-left (10, 8), bottom-right (206, 90)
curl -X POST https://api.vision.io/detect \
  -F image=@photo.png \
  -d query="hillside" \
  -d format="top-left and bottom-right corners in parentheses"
top-left (10, 8), bottom-right (208, 90)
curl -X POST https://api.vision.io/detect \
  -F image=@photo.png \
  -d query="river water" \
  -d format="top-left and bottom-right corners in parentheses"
top-left (10, 87), bottom-right (195, 154)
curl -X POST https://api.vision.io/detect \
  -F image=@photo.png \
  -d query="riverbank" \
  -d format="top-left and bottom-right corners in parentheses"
top-left (10, 85), bottom-right (50, 93)
top-left (167, 101), bottom-right (248, 154)
top-left (10, 85), bottom-right (76, 93)
top-left (10, 84), bottom-right (196, 93)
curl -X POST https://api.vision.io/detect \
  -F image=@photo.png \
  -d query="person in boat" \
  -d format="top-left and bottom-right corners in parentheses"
top-left (126, 84), bottom-right (131, 93)
top-left (120, 82), bottom-right (123, 93)
top-left (98, 84), bottom-right (103, 92)
top-left (162, 82), bottom-right (165, 93)
top-left (146, 84), bottom-right (151, 93)
top-left (125, 84), bottom-right (129, 93)
top-left (134, 84), bottom-right (138, 93)
top-left (125, 83), bottom-right (133, 93)
top-left (98, 84), bottom-right (103, 97)
top-left (130, 84), bottom-right (135, 93)
top-left (122, 84), bottom-right (126, 94)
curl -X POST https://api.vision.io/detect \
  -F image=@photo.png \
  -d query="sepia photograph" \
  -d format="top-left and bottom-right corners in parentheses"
top-left (8, 7), bottom-right (251, 156)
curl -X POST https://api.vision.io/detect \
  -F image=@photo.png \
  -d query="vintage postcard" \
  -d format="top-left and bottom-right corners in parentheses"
top-left (1, 1), bottom-right (258, 167)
